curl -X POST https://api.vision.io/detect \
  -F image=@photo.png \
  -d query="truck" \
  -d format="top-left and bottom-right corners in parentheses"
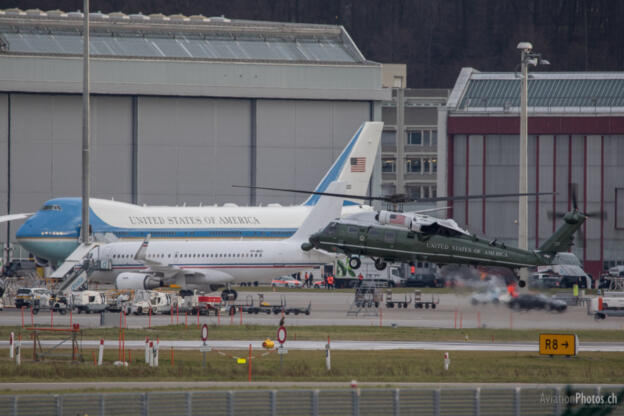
top-left (334, 258), bottom-right (404, 288)
top-left (71, 290), bottom-right (107, 314)
top-left (130, 290), bottom-right (173, 315)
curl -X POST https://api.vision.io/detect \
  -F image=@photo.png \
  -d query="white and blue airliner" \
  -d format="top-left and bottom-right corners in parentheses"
top-left (8, 122), bottom-right (382, 267)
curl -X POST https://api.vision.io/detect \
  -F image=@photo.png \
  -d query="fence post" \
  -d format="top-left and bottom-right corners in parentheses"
top-left (99, 393), bottom-right (105, 416)
top-left (186, 392), bottom-right (192, 416)
top-left (312, 390), bottom-right (319, 416)
top-left (434, 389), bottom-right (440, 416)
top-left (475, 387), bottom-right (480, 416)
top-left (142, 392), bottom-right (149, 416)
top-left (227, 391), bottom-right (234, 416)
top-left (55, 394), bottom-right (61, 416)
top-left (270, 390), bottom-right (277, 416)
top-left (514, 387), bottom-right (520, 416)
top-left (393, 388), bottom-right (400, 416)
top-left (12, 396), bottom-right (17, 416)
top-left (352, 388), bottom-right (359, 416)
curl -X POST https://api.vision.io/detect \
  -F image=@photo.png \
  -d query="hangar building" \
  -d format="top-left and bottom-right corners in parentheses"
top-left (0, 9), bottom-right (388, 251)
top-left (438, 67), bottom-right (624, 278)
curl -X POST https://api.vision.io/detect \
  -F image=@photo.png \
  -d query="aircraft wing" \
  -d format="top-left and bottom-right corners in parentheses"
top-left (0, 213), bottom-right (33, 223)
top-left (132, 236), bottom-right (234, 285)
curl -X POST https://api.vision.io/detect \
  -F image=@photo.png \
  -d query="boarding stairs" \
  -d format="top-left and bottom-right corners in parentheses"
top-left (347, 281), bottom-right (382, 317)
top-left (51, 242), bottom-right (100, 294)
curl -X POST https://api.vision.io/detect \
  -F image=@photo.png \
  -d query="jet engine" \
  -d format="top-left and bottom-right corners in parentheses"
top-left (114, 272), bottom-right (162, 290)
top-left (34, 256), bottom-right (49, 267)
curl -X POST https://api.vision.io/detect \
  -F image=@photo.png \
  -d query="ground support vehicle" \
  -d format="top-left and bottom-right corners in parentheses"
top-left (71, 290), bottom-right (107, 314)
top-left (590, 292), bottom-right (624, 319)
top-left (32, 294), bottom-right (68, 315)
top-left (245, 294), bottom-right (287, 315)
top-left (183, 294), bottom-right (224, 316)
top-left (131, 290), bottom-right (173, 315)
top-left (15, 287), bottom-right (52, 309)
top-left (384, 289), bottom-right (411, 308)
top-left (413, 290), bottom-right (438, 309)
top-left (508, 293), bottom-right (567, 312)
top-left (284, 301), bottom-right (312, 315)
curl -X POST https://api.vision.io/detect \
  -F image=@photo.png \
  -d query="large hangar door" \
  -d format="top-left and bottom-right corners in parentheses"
top-left (255, 100), bottom-right (369, 205)
top-left (137, 97), bottom-right (251, 206)
top-left (0, 94), bottom-right (7, 245)
top-left (91, 96), bottom-right (133, 202)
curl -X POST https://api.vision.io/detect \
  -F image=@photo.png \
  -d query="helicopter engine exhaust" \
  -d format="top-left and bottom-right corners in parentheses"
top-left (377, 211), bottom-right (412, 228)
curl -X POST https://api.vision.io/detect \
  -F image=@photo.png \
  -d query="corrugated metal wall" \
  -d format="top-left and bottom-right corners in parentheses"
top-left (1, 93), bottom-right (370, 241)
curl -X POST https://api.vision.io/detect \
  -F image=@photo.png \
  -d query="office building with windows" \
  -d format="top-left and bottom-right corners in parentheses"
top-left (380, 65), bottom-right (449, 205)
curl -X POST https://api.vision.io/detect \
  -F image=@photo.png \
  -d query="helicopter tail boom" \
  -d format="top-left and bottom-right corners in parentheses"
top-left (538, 210), bottom-right (587, 255)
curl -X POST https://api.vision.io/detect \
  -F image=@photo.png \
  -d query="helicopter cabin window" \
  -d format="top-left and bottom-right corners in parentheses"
top-left (347, 226), bottom-right (358, 235)
top-left (384, 231), bottom-right (396, 243)
top-left (368, 228), bottom-right (382, 239)
top-left (407, 231), bottom-right (416, 239)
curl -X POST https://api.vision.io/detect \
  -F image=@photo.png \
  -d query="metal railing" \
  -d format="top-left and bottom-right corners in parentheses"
top-left (1, 386), bottom-right (622, 416)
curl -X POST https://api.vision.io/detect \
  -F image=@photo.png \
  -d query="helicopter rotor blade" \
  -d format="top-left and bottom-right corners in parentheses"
top-left (233, 185), bottom-right (555, 205)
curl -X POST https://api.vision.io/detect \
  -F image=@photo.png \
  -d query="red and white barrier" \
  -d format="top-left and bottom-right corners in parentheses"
top-left (9, 332), bottom-right (14, 359)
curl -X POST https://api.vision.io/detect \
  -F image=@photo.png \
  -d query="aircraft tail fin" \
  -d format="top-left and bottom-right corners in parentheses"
top-left (292, 181), bottom-right (346, 241)
top-left (303, 121), bottom-right (382, 206)
top-left (538, 211), bottom-right (586, 254)
top-left (134, 234), bottom-right (151, 261)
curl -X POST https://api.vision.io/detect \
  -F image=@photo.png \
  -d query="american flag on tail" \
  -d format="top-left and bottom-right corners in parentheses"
top-left (350, 157), bottom-right (366, 172)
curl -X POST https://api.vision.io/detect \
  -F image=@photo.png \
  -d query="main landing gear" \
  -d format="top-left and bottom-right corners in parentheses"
top-left (349, 257), bottom-right (362, 269)
top-left (374, 258), bottom-right (387, 271)
top-left (221, 288), bottom-right (238, 301)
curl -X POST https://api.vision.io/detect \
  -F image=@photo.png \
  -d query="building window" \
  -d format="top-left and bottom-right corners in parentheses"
top-left (423, 159), bottom-right (430, 173)
top-left (407, 131), bottom-right (422, 145)
top-left (406, 158), bottom-right (421, 173)
top-left (407, 129), bottom-right (437, 146)
top-left (382, 158), bottom-right (396, 173)
top-left (382, 131), bottom-right (396, 146)
top-left (407, 186), bottom-right (420, 199)
top-left (431, 158), bottom-right (437, 173)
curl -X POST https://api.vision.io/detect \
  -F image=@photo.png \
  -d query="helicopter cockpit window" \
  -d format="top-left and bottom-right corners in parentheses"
top-left (326, 222), bottom-right (338, 236)
top-left (384, 231), bottom-right (396, 243)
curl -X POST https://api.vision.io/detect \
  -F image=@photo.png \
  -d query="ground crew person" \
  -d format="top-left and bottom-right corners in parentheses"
top-left (358, 273), bottom-right (364, 287)
top-left (327, 274), bottom-right (334, 290)
top-left (304, 272), bottom-right (309, 287)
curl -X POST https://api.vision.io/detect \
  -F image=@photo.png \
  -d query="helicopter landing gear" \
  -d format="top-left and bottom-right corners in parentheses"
top-left (518, 280), bottom-right (526, 288)
top-left (221, 286), bottom-right (238, 301)
top-left (374, 258), bottom-right (387, 271)
top-left (349, 257), bottom-right (362, 269)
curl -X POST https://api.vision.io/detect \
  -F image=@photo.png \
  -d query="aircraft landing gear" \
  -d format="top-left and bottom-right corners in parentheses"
top-left (349, 257), bottom-right (362, 269)
top-left (221, 288), bottom-right (238, 301)
top-left (374, 258), bottom-right (387, 271)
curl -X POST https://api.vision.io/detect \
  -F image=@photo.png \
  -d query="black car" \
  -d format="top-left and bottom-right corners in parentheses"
top-left (508, 293), bottom-right (567, 312)
top-left (405, 274), bottom-right (442, 288)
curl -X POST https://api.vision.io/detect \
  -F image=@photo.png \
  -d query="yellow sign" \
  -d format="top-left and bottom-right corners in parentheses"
top-left (539, 333), bottom-right (578, 356)
top-left (237, 358), bottom-right (247, 364)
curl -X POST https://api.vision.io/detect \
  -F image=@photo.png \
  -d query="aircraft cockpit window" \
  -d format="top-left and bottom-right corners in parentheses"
top-left (42, 204), bottom-right (61, 211)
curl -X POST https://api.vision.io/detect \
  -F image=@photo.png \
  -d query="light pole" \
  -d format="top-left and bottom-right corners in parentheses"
top-left (517, 42), bottom-right (549, 284)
